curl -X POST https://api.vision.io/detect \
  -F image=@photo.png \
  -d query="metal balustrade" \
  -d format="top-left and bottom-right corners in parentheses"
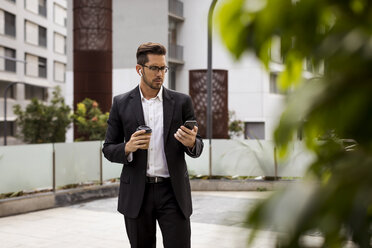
top-left (169, 43), bottom-right (184, 62)
top-left (169, 0), bottom-right (184, 18)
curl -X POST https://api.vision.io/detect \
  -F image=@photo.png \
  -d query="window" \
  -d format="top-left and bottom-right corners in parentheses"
top-left (38, 0), bottom-right (47, 17)
top-left (25, 21), bottom-right (47, 47)
top-left (169, 65), bottom-right (176, 90)
top-left (270, 36), bottom-right (282, 63)
top-left (269, 72), bottom-right (288, 95)
top-left (269, 73), bottom-right (279, 94)
top-left (0, 80), bottom-right (15, 99)
top-left (3, 11), bottom-right (16, 37)
top-left (0, 47), bottom-right (16, 72)
top-left (0, 121), bottom-right (15, 136)
top-left (25, 0), bottom-right (38, 14)
top-left (25, 0), bottom-right (46, 16)
top-left (38, 26), bottom-right (47, 47)
top-left (25, 53), bottom-right (47, 78)
top-left (245, 122), bottom-right (265, 140)
top-left (305, 57), bottom-right (313, 72)
top-left (5, 47), bottom-right (16, 72)
top-left (168, 20), bottom-right (177, 45)
top-left (0, 10), bottom-right (3, 35)
top-left (54, 32), bottom-right (66, 54)
top-left (25, 84), bottom-right (47, 100)
top-left (25, 21), bottom-right (37, 45)
top-left (54, 61), bottom-right (65, 82)
top-left (25, 53), bottom-right (38, 77)
top-left (38, 57), bottom-right (47, 78)
top-left (54, 4), bottom-right (67, 27)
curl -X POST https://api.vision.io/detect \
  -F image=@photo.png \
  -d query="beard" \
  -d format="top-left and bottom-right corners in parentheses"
top-left (143, 74), bottom-right (163, 90)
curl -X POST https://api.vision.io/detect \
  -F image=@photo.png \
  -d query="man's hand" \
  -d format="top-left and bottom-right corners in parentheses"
top-left (125, 130), bottom-right (151, 155)
top-left (174, 126), bottom-right (198, 148)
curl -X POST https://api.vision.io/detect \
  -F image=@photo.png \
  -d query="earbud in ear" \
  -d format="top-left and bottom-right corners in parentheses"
top-left (139, 69), bottom-right (142, 76)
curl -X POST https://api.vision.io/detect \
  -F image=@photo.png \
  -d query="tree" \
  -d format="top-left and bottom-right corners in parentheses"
top-left (217, 0), bottom-right (372, 246)
top-left (13, 87), bottom-right (72, 143)
top-left (73, 98), bottom-right (109, 141)
top-left (228, 110), bottom-right (245, 138)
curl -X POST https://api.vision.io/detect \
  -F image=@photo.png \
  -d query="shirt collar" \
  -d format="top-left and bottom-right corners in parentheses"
top-left (139, 85), bottom-right (163, 102)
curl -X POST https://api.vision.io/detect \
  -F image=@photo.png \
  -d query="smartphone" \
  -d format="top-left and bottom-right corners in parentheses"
top-left (184, 120), bottom-right (197, 130)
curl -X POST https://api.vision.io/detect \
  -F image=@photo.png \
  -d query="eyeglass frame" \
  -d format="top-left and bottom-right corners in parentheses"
top-left (140, 64), bottom-right (169, 73)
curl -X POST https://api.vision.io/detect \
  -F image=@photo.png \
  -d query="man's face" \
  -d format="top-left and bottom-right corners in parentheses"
top-left (141, 54), bottom-right (167, 90)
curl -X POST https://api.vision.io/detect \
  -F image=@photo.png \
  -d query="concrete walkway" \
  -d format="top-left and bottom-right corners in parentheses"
top-left (0, 191), bottom-right (303, 248)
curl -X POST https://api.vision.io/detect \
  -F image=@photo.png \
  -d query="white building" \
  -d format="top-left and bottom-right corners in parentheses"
top-left (65, 0), bottom-right (317, 142)
top-left (179, 0), bottom-right (285, 140)
top-left (106, 0), bottom-right (286, 140)
top-left (0, 0), bottom-right (68, 145)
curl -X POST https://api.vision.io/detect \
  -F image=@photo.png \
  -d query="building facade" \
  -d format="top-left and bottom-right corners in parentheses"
top-left (64, 0), bottom-right (288, 141)
top-left (0, 0), bottom-right (67, 145)
top-left (64, 0), bottom-right (316, 142)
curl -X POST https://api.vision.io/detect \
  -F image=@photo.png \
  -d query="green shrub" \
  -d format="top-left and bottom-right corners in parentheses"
top-left (13, 87), bottom-right (72, 143)
top-left (218, 0), bottom-right (372, 246)
top-left (73, 98), bottom-right (109, 141)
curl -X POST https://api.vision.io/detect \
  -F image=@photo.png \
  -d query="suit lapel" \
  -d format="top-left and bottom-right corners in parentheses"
top-left (163, 87), bottom-right (174, 145)
top-left (129, 86), bottom-right (145, 126)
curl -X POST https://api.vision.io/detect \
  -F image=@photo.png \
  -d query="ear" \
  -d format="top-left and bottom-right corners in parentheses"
top-left (136, 64), bottom-right (142, 76)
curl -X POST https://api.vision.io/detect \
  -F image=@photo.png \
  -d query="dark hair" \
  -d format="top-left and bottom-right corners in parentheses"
top-left (136, 42), bottom-right (167, 65)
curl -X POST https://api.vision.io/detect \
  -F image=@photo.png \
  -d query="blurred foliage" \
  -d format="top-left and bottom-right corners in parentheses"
top-left (0, 191), bottom-right (24, 199)
top-left (73, 98), bottom-right (109, 141)
top-left (218, 0), bottom-right (372, 247)
top-left (13, 87), bottom-right (72, 143)
top-left (229, 110), bottom-right (245, 138)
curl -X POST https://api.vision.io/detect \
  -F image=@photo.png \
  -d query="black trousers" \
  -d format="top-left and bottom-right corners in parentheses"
top-left (124, 180), bottom-right (191, 248)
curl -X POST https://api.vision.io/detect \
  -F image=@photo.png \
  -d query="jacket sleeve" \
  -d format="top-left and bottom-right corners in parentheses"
top-left (102, 97), bottom-right (130, 165)
top-left (186, 136), bottom-right (203, 158)
top-left (183, 96), bottom-right (204, 158)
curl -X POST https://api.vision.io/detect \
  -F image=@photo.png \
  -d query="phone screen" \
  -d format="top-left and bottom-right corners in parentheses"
top-left (184, 120), bottom-right (197, 130)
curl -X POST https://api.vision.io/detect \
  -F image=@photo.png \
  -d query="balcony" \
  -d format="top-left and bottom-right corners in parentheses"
top-left (168, 44), bottom-right (184, 64)
top-left (168, 0), bottom-right (184, 22)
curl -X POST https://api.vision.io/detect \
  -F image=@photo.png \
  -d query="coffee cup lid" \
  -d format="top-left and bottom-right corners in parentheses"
top-left (136, 125), bottom-right (152, 133)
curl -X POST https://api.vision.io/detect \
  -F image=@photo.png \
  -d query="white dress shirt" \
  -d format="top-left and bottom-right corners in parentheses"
top-left (138, 86), bottom-right (170, 177)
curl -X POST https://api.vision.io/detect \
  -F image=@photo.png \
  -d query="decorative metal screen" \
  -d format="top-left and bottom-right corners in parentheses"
top-left (73, 0), bottom-right (112, 51)
top-left (73, 0), bottom-right (112, 114)
top-left (189, 70), bottom-right (228, 139)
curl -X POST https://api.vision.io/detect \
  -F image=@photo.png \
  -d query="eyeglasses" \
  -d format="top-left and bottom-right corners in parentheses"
top-left (141, 64), bottom-right (169, 73)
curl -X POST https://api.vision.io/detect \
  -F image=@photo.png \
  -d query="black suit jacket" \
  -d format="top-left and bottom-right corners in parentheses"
top-left (102, 86), bottom-right (203, 218)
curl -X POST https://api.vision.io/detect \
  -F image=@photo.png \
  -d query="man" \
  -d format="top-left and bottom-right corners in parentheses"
top-left (102, 42), bottom-right (203, 248)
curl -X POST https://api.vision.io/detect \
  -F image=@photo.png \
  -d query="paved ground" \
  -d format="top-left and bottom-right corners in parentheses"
top-left (0, 191), bottom-right (317, 248)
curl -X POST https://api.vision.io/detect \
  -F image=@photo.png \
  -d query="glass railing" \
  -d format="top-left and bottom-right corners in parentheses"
top-left (0, 140), bottom-right (314, 194)
top-left (0, 141), bottom-right (122, 194)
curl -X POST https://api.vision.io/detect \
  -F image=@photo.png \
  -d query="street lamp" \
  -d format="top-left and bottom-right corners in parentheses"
top-left (1, 55), bottom-right (27, 146)
top-left (207, 0), bottom-right (218, 177)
